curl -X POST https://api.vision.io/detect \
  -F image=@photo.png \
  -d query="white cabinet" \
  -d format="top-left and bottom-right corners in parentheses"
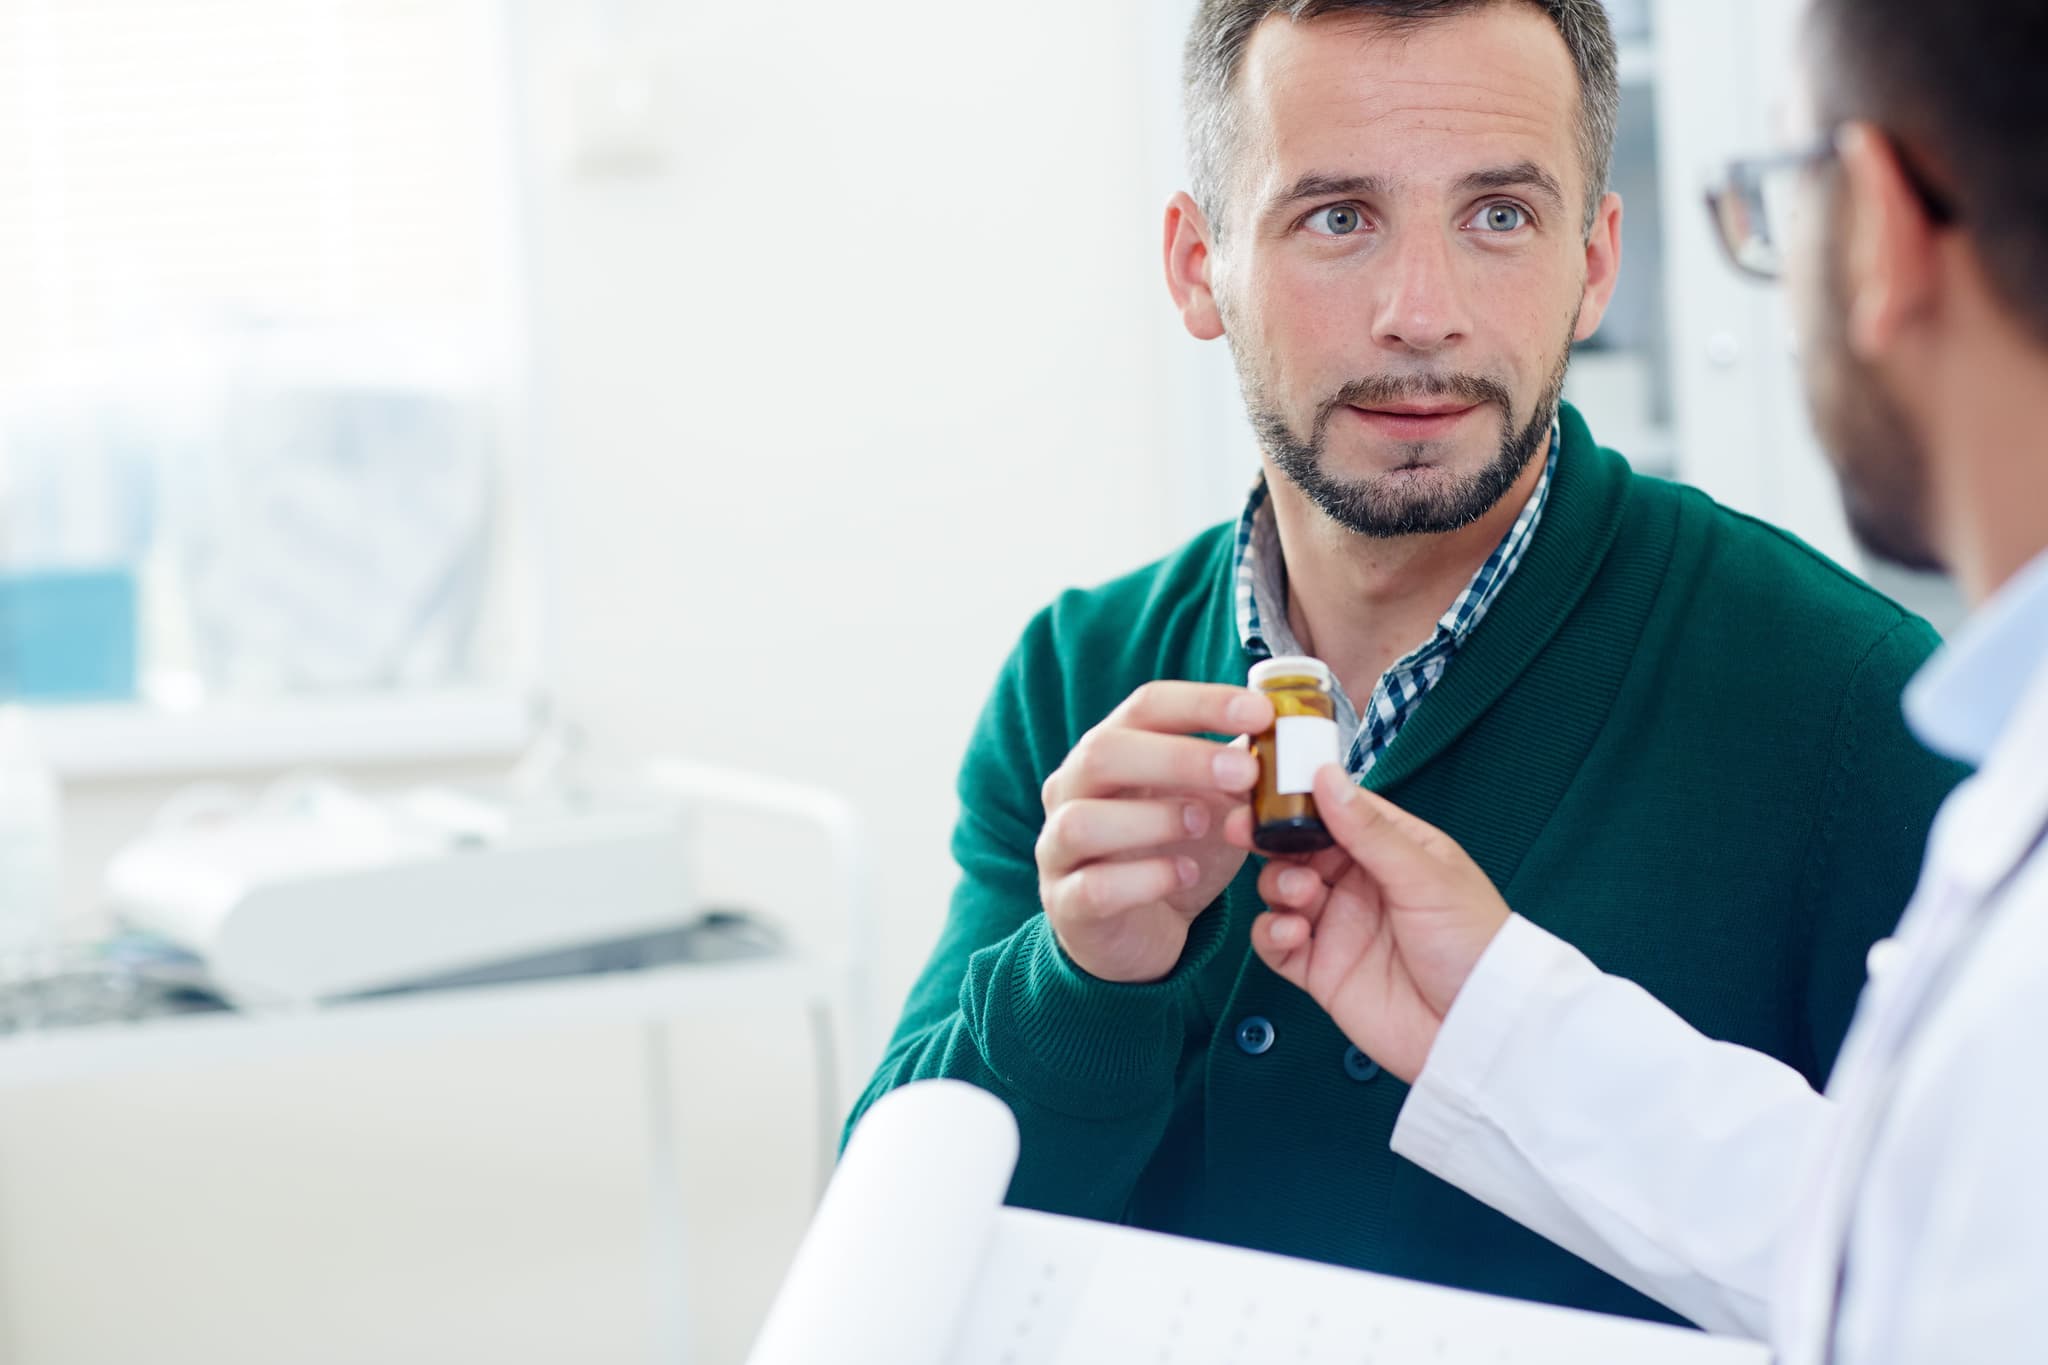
top-left (1629, 0), bottom-right (1853, 562)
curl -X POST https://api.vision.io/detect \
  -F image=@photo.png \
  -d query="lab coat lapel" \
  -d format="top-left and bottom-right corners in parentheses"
top-left (1774, 654), bottom-right (2048, 1365)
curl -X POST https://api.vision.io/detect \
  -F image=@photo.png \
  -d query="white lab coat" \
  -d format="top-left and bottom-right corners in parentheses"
top-left (1390, 550), bottom-right (2048, 1365)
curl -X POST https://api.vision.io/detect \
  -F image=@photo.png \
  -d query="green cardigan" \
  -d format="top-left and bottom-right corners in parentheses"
top-left (849, 405), bottom-right (1965, 1325)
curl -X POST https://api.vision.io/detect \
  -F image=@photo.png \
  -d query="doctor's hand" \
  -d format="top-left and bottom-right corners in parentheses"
top-left (1248, 766), bottom-right (1512, 1084)
top-left (1038, 682), bottom-right (1274, 984)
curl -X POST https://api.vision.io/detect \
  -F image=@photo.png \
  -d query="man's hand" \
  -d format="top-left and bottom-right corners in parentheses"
top-left (1037, 682), bottom-right (1274, 983)
top-left (1246, 765), bottom-right (1513, 1082)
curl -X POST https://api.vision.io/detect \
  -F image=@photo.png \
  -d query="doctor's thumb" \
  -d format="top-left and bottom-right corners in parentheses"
top-left (1310, 766), bottom-right (1459, 893)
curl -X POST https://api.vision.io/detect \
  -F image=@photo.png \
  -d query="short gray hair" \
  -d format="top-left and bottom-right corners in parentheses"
top-left (1184, 0), bottom-right (1619, 239)
top-left (1807, 0), bottom-right (2048, 347)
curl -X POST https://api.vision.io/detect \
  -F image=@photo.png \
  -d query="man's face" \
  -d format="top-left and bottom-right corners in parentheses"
top-left (1209, 7), bottom-right (1613, 538)
top-left (1783, 70), bottom-right (1944, 572)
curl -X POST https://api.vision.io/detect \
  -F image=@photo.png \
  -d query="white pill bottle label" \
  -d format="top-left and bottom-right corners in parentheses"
top-left (1274, 715), bottom-right (1340, 795)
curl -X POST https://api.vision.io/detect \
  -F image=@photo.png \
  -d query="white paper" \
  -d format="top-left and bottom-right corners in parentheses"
top-left (951, 1208), bottom-right (1772, 1364)
top-left (745, 1080), bottom-right (1018, 1365)
top-left (751, 1081), bottom-right (1772, 1365)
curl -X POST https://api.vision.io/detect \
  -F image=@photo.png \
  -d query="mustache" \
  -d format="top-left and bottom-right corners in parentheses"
top-left (1319, 373), bottom-right (1514, 421)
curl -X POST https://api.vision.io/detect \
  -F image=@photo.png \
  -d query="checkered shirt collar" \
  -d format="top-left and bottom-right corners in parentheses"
top-left (1232, 419), bottom-right (1561, 666)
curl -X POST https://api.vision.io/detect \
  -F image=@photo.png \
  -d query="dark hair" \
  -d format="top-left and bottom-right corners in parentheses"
top-left (1184, 0), bottom-right (1618, 239)
top-left (1807, 1), bottom-right (2048, 345)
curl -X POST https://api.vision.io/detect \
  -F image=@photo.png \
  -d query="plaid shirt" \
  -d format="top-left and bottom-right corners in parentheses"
top-left (1232, 421), bottom-right (1559, 778)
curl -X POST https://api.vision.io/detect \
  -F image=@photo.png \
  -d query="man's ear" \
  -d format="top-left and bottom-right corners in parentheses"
top-left (1573, 191), bottom-right (1624, 343)
top-left (1165, 192), bottom-right (1227, 341)
top-left (1834, 121), bottom-right (1942, 360)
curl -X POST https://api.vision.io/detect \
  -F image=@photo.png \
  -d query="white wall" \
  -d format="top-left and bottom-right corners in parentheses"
top-left (520, 0), bottom-right (1198, 1003)
top-left (9, 2), bottom-right (1220, 1361)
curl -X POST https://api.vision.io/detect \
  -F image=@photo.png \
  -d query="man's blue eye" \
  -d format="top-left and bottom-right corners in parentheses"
top-left (1480, 204), bottom-right (1528, 232)
top-left (1310, 206), bottom-right (1363, 236)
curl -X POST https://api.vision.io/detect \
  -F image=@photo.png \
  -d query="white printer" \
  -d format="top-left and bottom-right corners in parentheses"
top-left (104, 778), bottom-right (698, 1008)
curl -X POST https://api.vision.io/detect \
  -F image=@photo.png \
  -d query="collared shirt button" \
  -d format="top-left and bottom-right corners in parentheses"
top-left (1235, 1016), bottom-right (1275, 1056)
top-left (1343, 1046), bottom-right (1381, 1083)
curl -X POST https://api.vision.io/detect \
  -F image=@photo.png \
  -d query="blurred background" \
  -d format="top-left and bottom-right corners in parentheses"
top-left (0, 0), bottom-right (1961, 1361)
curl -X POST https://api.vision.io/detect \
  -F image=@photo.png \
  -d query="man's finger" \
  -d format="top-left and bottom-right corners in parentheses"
top-left (1109, 681), bottom-right (1274, 738)
top-left (1052, 856), bottom-right (1197, 923)
top-left (1048, 730), bottom-right (1260, 805)
top-left (1038, 797), bottom-right (1209, 878)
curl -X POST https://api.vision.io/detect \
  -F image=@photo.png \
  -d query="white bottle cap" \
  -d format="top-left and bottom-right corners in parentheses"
top-left (1248, 655), bottom-right (1333, 690)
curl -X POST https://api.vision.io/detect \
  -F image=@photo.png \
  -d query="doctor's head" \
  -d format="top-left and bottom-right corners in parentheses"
top-left (1745, 1), bottom-right (2048, 595)
top-left (1163, 0), bottom-right (1623, 539)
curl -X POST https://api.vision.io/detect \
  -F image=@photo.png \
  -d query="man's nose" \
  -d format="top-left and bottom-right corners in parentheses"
top-left (1370, 227), bottom-right (1471, 356)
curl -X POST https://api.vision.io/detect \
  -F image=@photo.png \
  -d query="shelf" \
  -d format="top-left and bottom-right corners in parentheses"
top-left (0, 952), bottom-right (838, 1093)
top-left (26, 686), bottom-right (537, 783)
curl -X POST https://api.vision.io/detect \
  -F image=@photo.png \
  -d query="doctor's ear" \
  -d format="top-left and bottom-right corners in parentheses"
top-left (1834, 122), bottom-right (1944, 361)
top-left (1164, 193), bottom-right (1226, 342)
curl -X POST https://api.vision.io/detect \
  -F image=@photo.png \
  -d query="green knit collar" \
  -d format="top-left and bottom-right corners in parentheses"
top-left (1361, 401), bottom-right (1634, 793)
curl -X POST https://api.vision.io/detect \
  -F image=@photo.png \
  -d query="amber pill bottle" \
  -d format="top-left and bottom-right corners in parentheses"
top-left (1248, 656), bottom-right (1340, 854)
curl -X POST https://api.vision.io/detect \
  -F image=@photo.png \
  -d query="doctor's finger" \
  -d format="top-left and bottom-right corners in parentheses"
top-left (1310, 766), bottom-right (1471, 897)
top-left (1258, 859), bottom-right (1334, 917)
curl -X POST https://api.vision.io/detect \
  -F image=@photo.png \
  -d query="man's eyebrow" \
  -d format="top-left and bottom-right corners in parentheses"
top-left (1270, 172), bottom-right (1391, 208)
top-left (1456, 161), bottom-right (1568, 212)
top-left (1267, 164), bottom-right (1569, 215)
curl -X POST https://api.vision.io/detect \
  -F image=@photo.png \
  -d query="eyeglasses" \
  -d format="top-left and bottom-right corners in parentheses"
top-left (1704, 129), bottom-right (1958, 282)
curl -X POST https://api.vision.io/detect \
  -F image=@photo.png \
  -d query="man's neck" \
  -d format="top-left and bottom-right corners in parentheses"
top-left (1267, 447), bottom-right (1548, 706)
top-left (1920, 293), bottom-right (2048, 608)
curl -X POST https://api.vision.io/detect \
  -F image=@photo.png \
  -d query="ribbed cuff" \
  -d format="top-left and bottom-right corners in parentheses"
top-left (965, 907), bottom-right (1226, 1121)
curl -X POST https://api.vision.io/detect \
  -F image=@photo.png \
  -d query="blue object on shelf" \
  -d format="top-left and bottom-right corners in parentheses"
top-left (0, 567), bottom-right (140, 702)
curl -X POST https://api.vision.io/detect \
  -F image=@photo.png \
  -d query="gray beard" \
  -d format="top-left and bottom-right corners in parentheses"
top-left (1241, 346), bottom-right (1570, 539)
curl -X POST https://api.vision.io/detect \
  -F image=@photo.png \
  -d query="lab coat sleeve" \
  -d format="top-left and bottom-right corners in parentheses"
top-left (1390, 913), bottom-right (1838, 1339)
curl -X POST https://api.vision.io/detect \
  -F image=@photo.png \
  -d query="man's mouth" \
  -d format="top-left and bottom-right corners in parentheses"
top-left (1343, 401), bottom-right (1482, 439)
